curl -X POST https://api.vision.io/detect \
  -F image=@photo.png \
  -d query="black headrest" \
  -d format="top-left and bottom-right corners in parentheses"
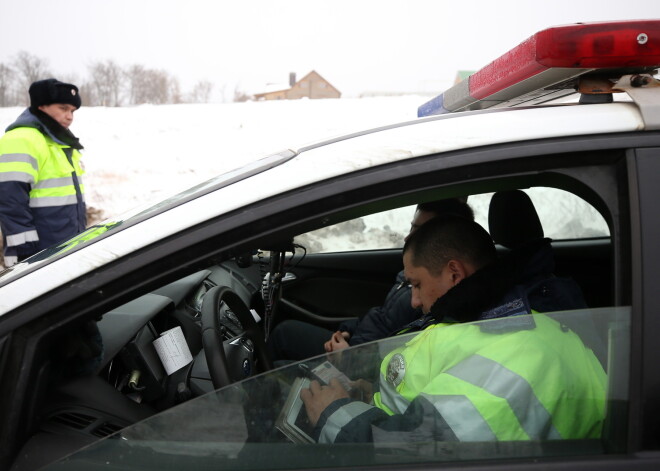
top-left (488, 190), bottom-right (544, 249)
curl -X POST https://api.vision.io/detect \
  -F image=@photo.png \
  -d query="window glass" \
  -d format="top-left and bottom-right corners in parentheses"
top-left (47, 307), bottom-right (629, 470)
top-left (294, 204), bottom-right (417, 253)
top-left (294, 188), bottom-right (609, 254)
top-left (469, 188), bottom-right (610, 240)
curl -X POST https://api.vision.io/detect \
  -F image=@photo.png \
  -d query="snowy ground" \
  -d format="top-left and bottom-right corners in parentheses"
top-left (0, 96), bottom-right (425, 220)
top-left (0, 96), bottom-right (608, 256)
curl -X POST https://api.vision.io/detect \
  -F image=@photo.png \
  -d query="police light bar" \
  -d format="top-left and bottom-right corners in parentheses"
top-left (418, 20), bottom-right (660, 117)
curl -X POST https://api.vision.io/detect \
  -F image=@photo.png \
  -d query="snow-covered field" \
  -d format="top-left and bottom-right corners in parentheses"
top-left (1, 96), bottom-right (426, 220)
top-left (0, 96), bottom-right (608, 255)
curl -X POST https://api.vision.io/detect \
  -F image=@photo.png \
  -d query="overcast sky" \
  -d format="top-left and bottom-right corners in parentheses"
top-left (1, 0), bottom-right (659, 99)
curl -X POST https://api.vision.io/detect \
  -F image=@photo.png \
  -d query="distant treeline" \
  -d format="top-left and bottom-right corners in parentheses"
top-left (0, 51), bottom-right (251, 107)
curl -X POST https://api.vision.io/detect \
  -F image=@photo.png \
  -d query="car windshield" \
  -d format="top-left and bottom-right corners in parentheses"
top-left (0, 150), bottom-right (295, 283)
top-left (44, 307), bottom-right (628, 471)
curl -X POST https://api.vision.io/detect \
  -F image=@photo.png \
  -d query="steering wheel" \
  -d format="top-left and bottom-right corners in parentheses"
top-left (201, 286), bottom-right (273, 389)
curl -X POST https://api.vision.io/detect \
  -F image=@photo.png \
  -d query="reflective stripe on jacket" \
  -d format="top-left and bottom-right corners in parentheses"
top-left (315, 313), bottom-right (606, 444)
top-left (0, 124), bottom-right (86, 264)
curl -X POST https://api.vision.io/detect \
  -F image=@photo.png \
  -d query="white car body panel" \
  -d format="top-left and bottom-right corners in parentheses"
top-left (0, 102), bottom-right (645, 315)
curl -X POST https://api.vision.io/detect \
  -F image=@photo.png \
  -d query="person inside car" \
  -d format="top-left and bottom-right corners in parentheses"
top-left (300, 215), bottom-right (606, 444)
top-left (266, 198), bottom-right (474, 362)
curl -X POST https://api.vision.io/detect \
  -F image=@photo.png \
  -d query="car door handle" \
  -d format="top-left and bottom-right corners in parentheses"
top-left (282, 272), bottom-right (297, 283)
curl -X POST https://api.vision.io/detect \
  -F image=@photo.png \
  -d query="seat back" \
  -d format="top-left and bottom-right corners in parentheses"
top-left (488, 190), bottom-right (544, 249)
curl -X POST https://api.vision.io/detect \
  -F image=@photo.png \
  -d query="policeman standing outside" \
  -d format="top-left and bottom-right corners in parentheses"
top-left (0, 78), bottom-right (86, 267)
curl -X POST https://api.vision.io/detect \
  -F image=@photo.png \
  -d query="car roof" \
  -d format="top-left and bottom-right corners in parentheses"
top-left (0, 100), bottom-right (647, 316)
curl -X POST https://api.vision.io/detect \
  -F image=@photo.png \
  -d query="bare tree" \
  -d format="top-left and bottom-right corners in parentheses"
top-left (125, 65), bottom-right (177, 105)
top-left (0, 63), bottom-right (14, 107)
top-left (144, 69), bottom-right (170, 104)
top-left (233, 86), bottom-right (252, 102)
top-left (105, 63), bottom-right (123, 107)
top-left (190, 80), bottom-right (214, 103)
top-left (12, 51), bottom-right (51, 105)
top-left (86, 60), bottom-right (123, 106)
top-left (80, 78), bottom-right (98, 106)
top-left (124, 64), bottom-right (145, 105)
top-left (0, 52), bottom-right (221, 108)
top-left (168, 76), bottom-right (182, 104)
top-left (57, 72), bottom-right (81, 85)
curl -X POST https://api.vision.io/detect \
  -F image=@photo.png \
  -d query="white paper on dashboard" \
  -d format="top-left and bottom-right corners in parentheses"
top-left (153, 326), bottom-right (193, 375)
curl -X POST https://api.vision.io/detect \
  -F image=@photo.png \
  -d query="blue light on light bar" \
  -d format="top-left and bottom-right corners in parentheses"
top-left (418, 93), bottom-right (449, 117)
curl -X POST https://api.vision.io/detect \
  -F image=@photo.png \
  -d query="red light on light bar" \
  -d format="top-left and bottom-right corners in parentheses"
top-left (470, 20), bottom-right (660, 100)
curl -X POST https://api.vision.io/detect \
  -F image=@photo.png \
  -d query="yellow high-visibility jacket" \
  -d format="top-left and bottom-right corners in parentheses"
top-left (0, 109), bottom-right (86, 266)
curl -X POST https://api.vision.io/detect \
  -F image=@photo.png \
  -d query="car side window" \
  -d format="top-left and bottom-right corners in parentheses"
top-left (50, 307), bottom-right (630, 469)
top-left (514, 188), bottom-right (609, 240)
top-left (294, 204), bottom-right (417, 253)
top-left (295, 188), bottom-right (609, 254)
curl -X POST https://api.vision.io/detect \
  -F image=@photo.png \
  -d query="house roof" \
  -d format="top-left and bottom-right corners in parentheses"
top-left (258, 83), bottom-right (290, 94)
top-left (254, 70), bottom-right (341, 98)
top-left (294, 70), bottom-right (341, 94)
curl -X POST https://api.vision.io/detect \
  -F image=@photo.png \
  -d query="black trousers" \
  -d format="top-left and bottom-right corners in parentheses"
top-left (266, 319), bottom-right (334, 362)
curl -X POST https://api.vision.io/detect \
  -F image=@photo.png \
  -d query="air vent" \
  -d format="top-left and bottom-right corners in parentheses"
top-left (92, 421), bottom-right (124, 438)
top-left (49, 412), bottom-right (96, 430)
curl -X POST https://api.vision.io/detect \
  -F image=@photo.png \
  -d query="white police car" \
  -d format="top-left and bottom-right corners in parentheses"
top-left (1, 20), bottom-right (659, 471)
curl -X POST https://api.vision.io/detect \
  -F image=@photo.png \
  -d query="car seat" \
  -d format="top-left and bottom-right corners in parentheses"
top-left (487, 189), bottom-right (544, 249)
top-left (487, 189), bottom-right (607, 365)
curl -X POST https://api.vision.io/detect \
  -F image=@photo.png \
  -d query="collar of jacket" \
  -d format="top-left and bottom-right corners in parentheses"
top-left (428, 238), bottom-right (554, 324)
top-left (6, 108), bottom-right (83, 150)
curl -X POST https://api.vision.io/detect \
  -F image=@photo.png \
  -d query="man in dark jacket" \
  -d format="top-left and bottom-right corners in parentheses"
top-left (266, 199), bottom-right (474, 362)
top-left (0, 78), bottom-right (86, 267)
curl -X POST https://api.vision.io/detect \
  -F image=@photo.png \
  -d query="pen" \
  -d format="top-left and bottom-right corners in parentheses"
top-left (298, 363), bottom-right (327, 385)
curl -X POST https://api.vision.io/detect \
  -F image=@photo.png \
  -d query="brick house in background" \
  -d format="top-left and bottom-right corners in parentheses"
top-left (254, 70), bottom-right (341, 100)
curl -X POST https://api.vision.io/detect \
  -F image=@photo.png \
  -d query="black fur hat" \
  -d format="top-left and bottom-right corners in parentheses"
top-left (29, 78), bottom-right (81, 109)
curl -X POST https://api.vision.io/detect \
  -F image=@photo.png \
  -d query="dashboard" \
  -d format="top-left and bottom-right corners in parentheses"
top-left (103, 261), bottom-right (264, 398)
top-left (39, 261), bottom-right (265, 446)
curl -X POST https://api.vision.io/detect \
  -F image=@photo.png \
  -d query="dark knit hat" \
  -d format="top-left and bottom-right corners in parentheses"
top-left (29, 78), bottom-right (81, 109)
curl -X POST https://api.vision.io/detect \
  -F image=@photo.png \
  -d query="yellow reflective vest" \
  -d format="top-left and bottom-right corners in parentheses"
top-left (0, 111), bottom-right (86, 266)
top-left (316, 313), bottom-right (606, 444)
